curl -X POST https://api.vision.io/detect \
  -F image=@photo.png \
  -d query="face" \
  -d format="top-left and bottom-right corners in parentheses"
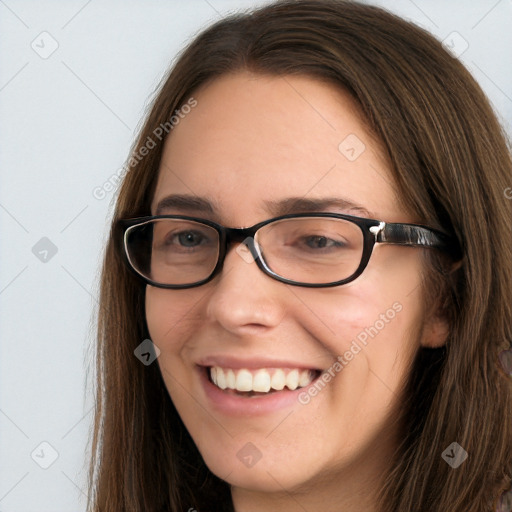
top-left (145, 72), bottom-right (445, 499)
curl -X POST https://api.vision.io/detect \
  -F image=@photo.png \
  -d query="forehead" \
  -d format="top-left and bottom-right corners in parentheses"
top-left (151, 72), bottom-right (399, 224)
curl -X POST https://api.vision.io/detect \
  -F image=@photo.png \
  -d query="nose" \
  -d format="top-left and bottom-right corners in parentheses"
top-left (205, 242), bottom-right (287, 335)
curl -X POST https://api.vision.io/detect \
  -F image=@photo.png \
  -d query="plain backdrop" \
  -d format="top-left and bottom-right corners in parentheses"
top-left (0, 1), bottom-right (511, 510)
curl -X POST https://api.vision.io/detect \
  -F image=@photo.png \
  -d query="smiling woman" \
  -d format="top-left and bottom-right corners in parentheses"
top-left (88, 1), bottom-right (512, 511)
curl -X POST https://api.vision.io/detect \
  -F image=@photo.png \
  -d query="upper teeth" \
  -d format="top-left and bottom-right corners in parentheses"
top-left (210, 367), bottom-right (316, 393)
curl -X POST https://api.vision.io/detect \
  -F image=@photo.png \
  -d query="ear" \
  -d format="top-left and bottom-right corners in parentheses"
top-left (420, 314), bottom-right (450, 348)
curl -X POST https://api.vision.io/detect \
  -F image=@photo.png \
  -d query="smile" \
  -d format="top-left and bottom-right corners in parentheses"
top-left (208, 366), bottom-right (321, 395)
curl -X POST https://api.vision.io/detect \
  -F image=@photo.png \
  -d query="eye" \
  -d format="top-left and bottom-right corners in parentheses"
top-left (172, 230), bottom-right (206, 247)
top-left (303, 235), bottom-right (345, 250)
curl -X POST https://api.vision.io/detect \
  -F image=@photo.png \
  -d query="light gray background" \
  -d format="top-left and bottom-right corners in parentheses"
top-left (0, 1), bottom-right (511, 510)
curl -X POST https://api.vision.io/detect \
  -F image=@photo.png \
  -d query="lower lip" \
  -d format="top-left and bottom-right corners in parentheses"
top-left (198, 366), bottom-right (318, 416)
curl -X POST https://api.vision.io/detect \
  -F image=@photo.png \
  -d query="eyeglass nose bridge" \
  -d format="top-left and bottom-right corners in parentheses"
top-left (221, 226), bottom-right (262, 264)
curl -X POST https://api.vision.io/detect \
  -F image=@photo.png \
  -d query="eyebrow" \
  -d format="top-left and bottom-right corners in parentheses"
top-left (154, 194), bottom-right (374, 219)
top-left (263, 197), bottom-right (374, 218)
top-left (155, 194), bottom-right (217, 215)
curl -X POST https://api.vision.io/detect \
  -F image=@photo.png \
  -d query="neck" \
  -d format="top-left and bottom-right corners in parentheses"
top-left (231, 479), bottom-right (379, 512)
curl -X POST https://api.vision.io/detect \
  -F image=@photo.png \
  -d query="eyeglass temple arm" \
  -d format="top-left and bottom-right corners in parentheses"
top-left (371, 221), bottom-right (457, 253)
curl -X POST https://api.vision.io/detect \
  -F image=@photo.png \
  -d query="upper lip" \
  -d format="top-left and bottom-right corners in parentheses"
top-left (197, 355), bottom-right (324, 371)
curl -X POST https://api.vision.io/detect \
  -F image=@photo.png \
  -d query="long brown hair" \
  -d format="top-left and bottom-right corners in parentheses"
top-left (88, 1), bottom-right (512, 510)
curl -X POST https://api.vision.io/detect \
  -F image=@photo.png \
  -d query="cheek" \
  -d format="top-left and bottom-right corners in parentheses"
top-left (292, 282), bottom-right (421, 359)
top-left (145, 287), bottom-right (204, 349)
top-left (290, 251), bottom-right (425, 386)
top-left (145, 287), bottom-right (206, 405)
top-left (145, 287), bottom-right (212, 402)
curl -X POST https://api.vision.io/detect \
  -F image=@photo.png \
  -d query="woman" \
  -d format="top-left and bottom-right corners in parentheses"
top-left (88, 1), bottom-right (512, 510)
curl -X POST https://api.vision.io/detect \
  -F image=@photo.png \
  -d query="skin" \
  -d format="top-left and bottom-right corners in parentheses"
top-left (145, 72), bottom-right (448, 512)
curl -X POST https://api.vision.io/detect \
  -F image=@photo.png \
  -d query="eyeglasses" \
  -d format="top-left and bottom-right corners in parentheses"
top-left (116, 213), bottom-right (458, 289)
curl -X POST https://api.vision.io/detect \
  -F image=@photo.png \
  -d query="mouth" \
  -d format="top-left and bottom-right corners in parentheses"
top-left (205, 366), bottom-right (322, 397)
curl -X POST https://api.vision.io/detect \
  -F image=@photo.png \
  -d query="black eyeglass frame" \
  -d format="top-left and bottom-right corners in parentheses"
top-left (116, 212), bottom-right (459, 289)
